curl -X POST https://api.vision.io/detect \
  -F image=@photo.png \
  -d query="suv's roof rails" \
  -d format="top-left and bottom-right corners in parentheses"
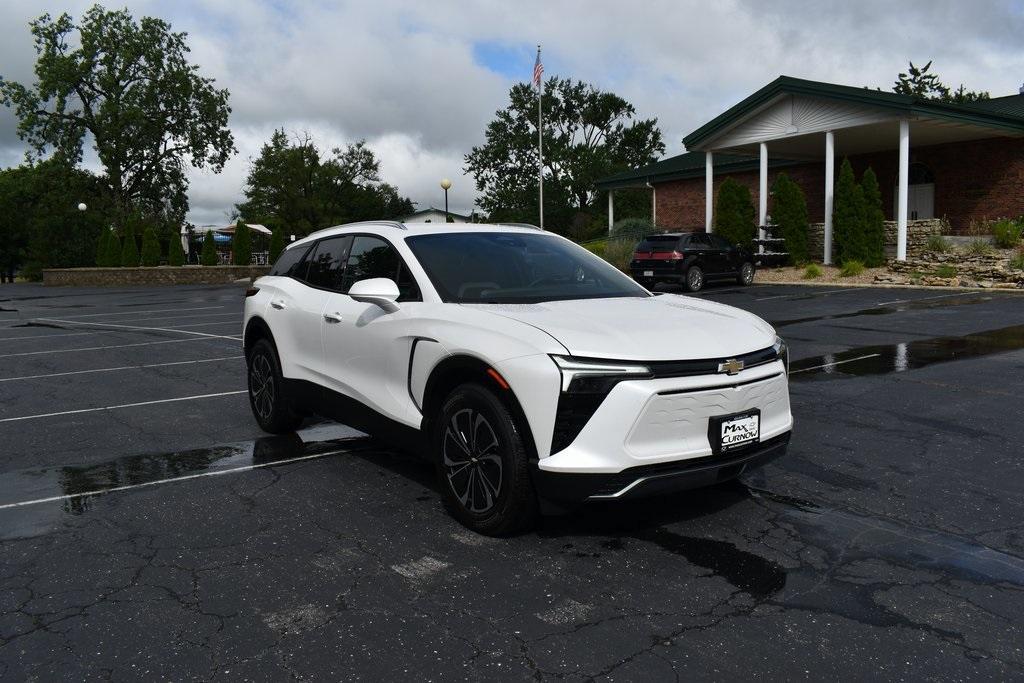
top-left (301, 220), bottom-right (407, 241)
top-left (495, 222), bottom-right (543, 231)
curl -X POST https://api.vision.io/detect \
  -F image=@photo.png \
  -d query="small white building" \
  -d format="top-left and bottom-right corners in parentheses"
top-left (400, 207), bottom-right (472, 224)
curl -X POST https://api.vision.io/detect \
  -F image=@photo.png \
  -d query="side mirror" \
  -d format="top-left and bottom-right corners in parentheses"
top-left (348, 277), bottom-right (401, 313)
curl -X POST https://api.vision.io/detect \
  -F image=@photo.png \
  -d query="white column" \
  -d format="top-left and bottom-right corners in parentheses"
top-left (705, 151), bottom-right (714, 232)
top-left (823, 130), bottom-right (835, 265)
top-left (758, 142), bottom-right (768, 253)
top-left (897, 119), bottom-right (910, 261)
top-left (651, 185), bottom-right (657, 226)
top-left (607, 190), bottom-right (614, 233)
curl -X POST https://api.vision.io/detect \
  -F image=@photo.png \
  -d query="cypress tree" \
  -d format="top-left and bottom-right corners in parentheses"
top-left (200, 230), bottom-right (219, 266)
top-left (232, 221), bottom-right (252, 265)
top-left (832, 158), bottom-right (861, 264)
top-left (95, 228), bottom-right (110, 266)
top-left (120, 231), bottom-right (140, 267)
top-left (269, 227), bottom-right (285, 263)
top-left (140, 227), bottom-right (161, 266)
top-left (770, 173), bottom-right (810, 264)
top-left (167, 230), bottom-right (185, 266)
top-left (714, 178), bottom-right (756, 248)
top-left (860, 167), bottom-right (886, 266)
top-left (105, 231), bottom-right (122, 267)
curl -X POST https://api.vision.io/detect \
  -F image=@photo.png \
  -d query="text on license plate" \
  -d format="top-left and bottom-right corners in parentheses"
top-left (720, 413), bottom-right (759, 450)
top-left (643, 270), bottom-right (654, 277)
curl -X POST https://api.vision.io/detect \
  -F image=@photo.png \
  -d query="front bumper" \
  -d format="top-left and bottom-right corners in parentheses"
top-left (534, 431), bottom-right (790, 502)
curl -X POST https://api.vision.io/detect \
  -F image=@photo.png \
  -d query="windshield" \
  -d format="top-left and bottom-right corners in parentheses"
top-left (405, 231), bottom-right (650, 304)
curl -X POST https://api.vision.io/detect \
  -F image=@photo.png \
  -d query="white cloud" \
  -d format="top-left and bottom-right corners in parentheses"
top-left (3, 0), bottom-right (1023, 224)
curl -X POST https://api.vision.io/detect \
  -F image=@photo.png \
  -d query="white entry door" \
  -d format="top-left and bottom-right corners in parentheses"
top-left (895, 183), bottom-right (935, 220)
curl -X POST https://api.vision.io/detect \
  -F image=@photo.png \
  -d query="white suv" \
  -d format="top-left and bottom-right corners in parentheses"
top-left (243, 222), bottom-right (792, 534)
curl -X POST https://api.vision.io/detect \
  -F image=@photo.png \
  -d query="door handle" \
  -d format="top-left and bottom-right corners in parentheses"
top-left (323, 312), bottom-right (342, 324)
top-left (270, 300), bottom-right (286, 310)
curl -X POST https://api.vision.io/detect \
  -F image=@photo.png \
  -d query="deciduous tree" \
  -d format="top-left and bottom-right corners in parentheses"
top-left (0, 5), bottom-right (236, 228)
top-left (465, 77), bottom-right (664, 234)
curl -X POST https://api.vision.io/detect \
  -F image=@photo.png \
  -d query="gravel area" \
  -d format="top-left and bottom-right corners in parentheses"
top-left (755, 264), bottom-right (887, 285)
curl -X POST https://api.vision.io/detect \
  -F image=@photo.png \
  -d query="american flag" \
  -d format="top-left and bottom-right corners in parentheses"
top-left (532, 48), bottom-right (544, 91)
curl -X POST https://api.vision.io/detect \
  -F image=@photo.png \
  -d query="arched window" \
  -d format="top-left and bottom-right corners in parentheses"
top-left (908, 162), bottom-right (934, 185)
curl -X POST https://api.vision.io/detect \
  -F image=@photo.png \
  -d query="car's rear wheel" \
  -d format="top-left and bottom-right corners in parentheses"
top-left (433, 383), bottom-right (538, 536)
top-left (247, 338), bottom-right (303, 434)
top-left (737, 261), bottom-right (755, 286)
top-left (685, 265), bottom-right (705, 292)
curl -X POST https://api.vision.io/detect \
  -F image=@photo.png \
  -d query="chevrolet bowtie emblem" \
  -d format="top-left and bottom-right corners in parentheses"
top-left (718, 358), bottom-right (744, 375)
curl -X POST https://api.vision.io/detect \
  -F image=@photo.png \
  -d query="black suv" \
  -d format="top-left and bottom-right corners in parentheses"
top-left (630, 232), bottom-right (755, 292)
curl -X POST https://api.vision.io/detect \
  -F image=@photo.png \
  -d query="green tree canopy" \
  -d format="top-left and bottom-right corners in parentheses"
top-left (0, 5), bottom-right (236, 229)
top-left (860, 167), bottom-right (886, 266)
top-left (714, 178), bottom-right (756, 248)
top-left (167, 229), bottom-right (185, 266)
top-left (236, 131), bottom-right (413, 237)
top-left (832, 158), bottom-right (861, 264)
top-left (233, 221), bottom-right (251, 266)
top-left (770, 173), bottom-right (809, 264)
top-left (891, 60), bottom-right (990, 103)
top-left (465, 77), bottom-right (664, 234)
top-left (120, 227), bottom-right (140, 267)
top-left (140, 226), bottom-right (160, 266)
top-left (200, 230), bottom-right (218, 266)
top-left (268, 226), bottom-right (285, 263)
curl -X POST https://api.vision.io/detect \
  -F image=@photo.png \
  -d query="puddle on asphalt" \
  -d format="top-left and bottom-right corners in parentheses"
top-left (770, 294), bottom-right (990, 329)
top-left (0, 423), bottom-right (371, 540)
top-left (789, 324), bottom-right (1024, 380)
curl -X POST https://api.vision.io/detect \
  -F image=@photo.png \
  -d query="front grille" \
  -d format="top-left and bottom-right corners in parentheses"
top-left (645, 346), bottom-right (778, 379)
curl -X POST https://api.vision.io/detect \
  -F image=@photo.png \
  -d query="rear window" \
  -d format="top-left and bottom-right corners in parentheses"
top-left (636, 236), bottom-right (680, 253)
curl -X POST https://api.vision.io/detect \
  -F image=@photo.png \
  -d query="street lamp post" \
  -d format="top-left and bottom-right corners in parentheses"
top-left (440, 178), bottom-right (452, 222)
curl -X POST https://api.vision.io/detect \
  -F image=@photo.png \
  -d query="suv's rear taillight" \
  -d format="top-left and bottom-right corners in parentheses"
top-left (670, 250), bottom-right (685, 260)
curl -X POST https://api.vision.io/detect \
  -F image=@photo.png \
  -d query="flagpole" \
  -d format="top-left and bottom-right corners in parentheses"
top-left (537, 44), bottom-right (544, 230)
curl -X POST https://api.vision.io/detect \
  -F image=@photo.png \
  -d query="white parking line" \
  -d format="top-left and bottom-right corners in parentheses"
top-left (0, 390), bottom-right (247, 423)
top-left (0, 318), bottom-right (239, 343)
top-left (0, 336), bottom-right (223, 358)
top-left (789, 353), bottom-right (882, 375)
top-left (0, 449), bottom-right (347, 511)
top-left (0, 355), bottom-right (244, 383)
top-left (756, 288), bottom-right (859, 301)
top-left (35, 318), bottom-right (242, 341)
top-left (874, 291), bottom-right (973, 307)
top-left (23, 305), bottom-right (228, 320)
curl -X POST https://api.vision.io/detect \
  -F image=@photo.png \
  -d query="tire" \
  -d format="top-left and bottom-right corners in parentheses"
top-left (433, 383), bottom-right (538, 536)
top-left (737, 261), bottom-right (755, 286)
top-left (246, 338), bottom-right (303, 434)
top-left (684, 265), bottom-right (705, 292)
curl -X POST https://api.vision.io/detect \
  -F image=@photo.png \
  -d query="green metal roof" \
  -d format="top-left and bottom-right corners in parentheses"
top-left (683, 76), bottom-right (1024, 150)
top-left (595, 151), bottom-right (800, 190)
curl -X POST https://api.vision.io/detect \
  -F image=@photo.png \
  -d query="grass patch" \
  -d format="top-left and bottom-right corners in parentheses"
top-left (602, 238), bottom-right (637, 272)
top-left (991, 218), bottom-right (1024, 249)
top-left (1010, 247), bottom-right (1024, 271)
top-left (802, 263), bottom-right (822, 279)
top-left (925, 234), bottom-right (953, 253)
top-left (839, 259), bottom-right (865, 277)
top-left (934, 265), bottom-right (957, 278)
top-left (966, 239), bottom-right (993, 256)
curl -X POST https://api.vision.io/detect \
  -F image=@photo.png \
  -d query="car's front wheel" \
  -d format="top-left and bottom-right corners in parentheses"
top-left (433, 383), bottom-right (538, 536)
top-left (247, 338), bottom-right (303, 434)
top-left (685, 265), bottom-right (705, 292)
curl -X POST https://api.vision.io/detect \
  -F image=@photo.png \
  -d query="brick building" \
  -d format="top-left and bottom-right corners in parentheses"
top-left (597, 76), bottom-right (1024, 263)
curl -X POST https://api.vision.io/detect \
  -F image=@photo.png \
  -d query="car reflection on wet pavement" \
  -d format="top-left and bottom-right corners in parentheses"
top-left (1, 282), bottom-right (1023, 680)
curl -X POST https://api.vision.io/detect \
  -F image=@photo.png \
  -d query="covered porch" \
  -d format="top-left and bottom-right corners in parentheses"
top-left (682, 77), bottom-right (1024, 262)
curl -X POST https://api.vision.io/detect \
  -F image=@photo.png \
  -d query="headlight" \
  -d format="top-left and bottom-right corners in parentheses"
top-left (773, 336), bottom-right (789, 374)
top-left (550, 355), bottom-right (652, 393)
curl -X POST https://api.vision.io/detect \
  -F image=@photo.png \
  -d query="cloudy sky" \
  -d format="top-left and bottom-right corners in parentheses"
top-left (2, 0), bottom-right (1023, 224)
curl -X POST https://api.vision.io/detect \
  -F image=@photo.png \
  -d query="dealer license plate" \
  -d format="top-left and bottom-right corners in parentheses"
top-left (718, 412), bottom-right (759, 451)
top-left (643, 270), bottom-right (654, 277)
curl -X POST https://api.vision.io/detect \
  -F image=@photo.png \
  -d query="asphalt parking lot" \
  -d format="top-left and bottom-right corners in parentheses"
top-left (1, 281), bottom-right (1023, 680)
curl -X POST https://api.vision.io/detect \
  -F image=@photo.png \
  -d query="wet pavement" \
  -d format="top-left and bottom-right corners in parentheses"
top-left (1, 282), bottom-right (1023, 680)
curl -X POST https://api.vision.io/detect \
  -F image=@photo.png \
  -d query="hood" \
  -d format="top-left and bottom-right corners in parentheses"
top-left (465, 295), bottom-right (776, 361)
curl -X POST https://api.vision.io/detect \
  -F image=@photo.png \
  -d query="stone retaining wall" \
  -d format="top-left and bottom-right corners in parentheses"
top-left (807, 218), bottom-right (944, 262)
top-left (42, 265), bottom-right (271, 287)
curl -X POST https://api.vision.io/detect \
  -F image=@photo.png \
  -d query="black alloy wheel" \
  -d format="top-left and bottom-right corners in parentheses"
top-left (246, 338), bottom-right (303, 434)
top-left (434, 383), bottom-right (538, 535)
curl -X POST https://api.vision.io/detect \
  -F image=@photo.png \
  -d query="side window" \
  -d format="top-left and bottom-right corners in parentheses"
top-left (341, 236), bottom-right (421, 301)
top-left (269, 244), bottom-right (312, 279)
top-left (709, 234), bottom-right (733, 250)
top-left (688, 233), bottom-right (711, 250)
top-left (305, 236), bottom-right (353, 290)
